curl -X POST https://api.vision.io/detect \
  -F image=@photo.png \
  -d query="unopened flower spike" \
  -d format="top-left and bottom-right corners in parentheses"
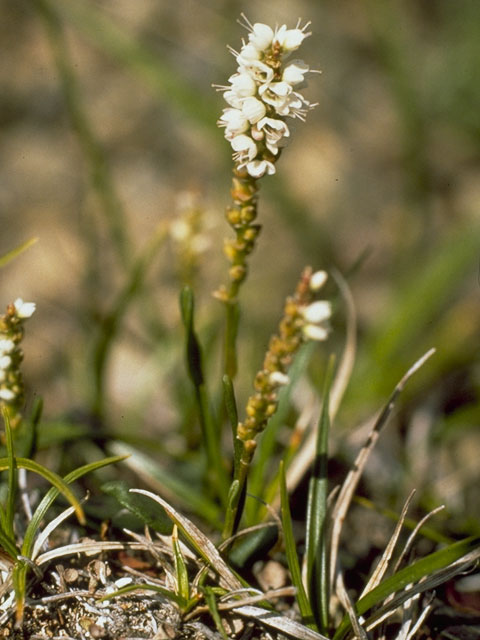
top-left (224, 267), bottom-right (331, 536)
top-left (214, 16), bottom-right (319, 307)
top-left (0, 299), bottom-right (36, 429)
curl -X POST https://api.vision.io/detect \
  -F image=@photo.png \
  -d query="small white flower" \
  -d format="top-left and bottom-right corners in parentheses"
top-left (283, 61), bottom-right (310, 86)
top-left (275, 23), bottom-right (311, 51)
top-left (246, 159), bottom-right (276, 178)
top-left (0, 356), bottom-right (12, 370)
top-left (13, 299), bottom-right (36, 319)
top-left (236, 43), bottom-right (261, 64)
top-left (228, 72), bottom-right (257, 97)
top-left (0, 388), bottom-right (15, 402)
top-left (259, 81), bottom-right (292, 110)
top-left (223, 90), bottom-right (244, 109)
top-left (239, 59), bottom-right (274, 84)
top-left (275, 92), bottom-right (311, 119)
top-left (302, 301), bottom-right (332, 324)
top-left (241, 96), bottom-right (267, 124)
top-left (257, 117), bottom-right (290, 151)
top-left (231, 134), bottom-right (258, 162)
top-left (303, 324), bottom-right (329, 342)
top-left (248, 23), bottom-right (274, 50)
top-left (0, 339), bottom-right (15, 355)
top-left (269, 371), bottom-right (290, 387)
top-left (218, 108), bottom-right (249, 138)
top-left (310, 270), bottom-right (328, 291)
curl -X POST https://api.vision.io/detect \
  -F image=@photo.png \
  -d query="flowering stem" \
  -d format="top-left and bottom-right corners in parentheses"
top-left (215, 168), bottom-right (261, 377)
top-left (222, 268), bottom-right (332, 538)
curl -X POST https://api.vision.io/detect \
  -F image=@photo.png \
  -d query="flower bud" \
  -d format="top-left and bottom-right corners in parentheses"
top-left (310, 270), bottom-right (328, 291)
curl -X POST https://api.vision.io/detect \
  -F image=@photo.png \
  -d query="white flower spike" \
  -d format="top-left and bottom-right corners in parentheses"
top-left (217, 16), bottom-right (317, 178)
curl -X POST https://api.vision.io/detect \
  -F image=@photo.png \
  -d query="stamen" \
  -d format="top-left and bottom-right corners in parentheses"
top-left (237, 12), bottom-right (254, 32)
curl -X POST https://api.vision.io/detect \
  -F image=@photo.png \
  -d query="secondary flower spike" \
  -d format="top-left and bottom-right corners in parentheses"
top-left (216, 15), bottom-right (317, 178)
top-left (0, 298), bottom-right (36, 428)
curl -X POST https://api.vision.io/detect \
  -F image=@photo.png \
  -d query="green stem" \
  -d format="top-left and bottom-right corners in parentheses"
top-left (224, 301), bottom-right (240, 379)
top-left (216, 169), bottom-right (261, 378)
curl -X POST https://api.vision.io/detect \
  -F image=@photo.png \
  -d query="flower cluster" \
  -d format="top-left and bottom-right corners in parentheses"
top-left (0, 298), bottom-right (36, 428)
top-left (217, 16), bottom-right (316, 178)
top-left (237, 267), bottom-right (331, 449)
top-left (170, 191), bottom-right (212, 286)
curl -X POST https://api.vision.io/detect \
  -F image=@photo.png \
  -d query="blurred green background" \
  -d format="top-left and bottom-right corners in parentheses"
top-left (1, 0), bottom-right (479, 533)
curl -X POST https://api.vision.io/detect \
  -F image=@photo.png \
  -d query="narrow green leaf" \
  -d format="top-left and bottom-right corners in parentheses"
top-left (306, 356), bottom-right (335, 633)
top-left (0, 492), bottom-right (7, 536)
top-left (203, 586), bottom-right (229, 640)
top-left (0, 457), bottom-right (85, 526)
top-left (223, 374), bottom-right (242, 467)
top-left (180, 287), bottom-right (204, 387)
top-left (21, 396), bottom-right (44, 458)
top-left (10, 456), bottom-right (126, 625)
top-left (131, 489), bottom-right (243, 592)
top-left (2, 408), bottom-right (17, 540)
top-left (333, 535), bottom-right (480, 640)
top-left (279, 461), bottom-right (315, 628)
top-left (222, 479), bottom-right (243, 542)
top-left (0, 237), bottom-right (38, 268)
top-left (180, 287), bottom-right (228, 506)
top-left (0, 527), bottom-right (19, 561)
top-left (99, 582), bottom-right (188, 608)
top-left (172, 525), bottom-right (190, 602)
top-left (20, 456), bottom-right (127, 560)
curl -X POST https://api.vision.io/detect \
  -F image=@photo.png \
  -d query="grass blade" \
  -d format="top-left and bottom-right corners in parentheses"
top-left (20, 455), bottom-right (127, 560)
top-left (0, 237), bottom-right (38, 269)
top-left (329, 348), bottom-right (435, 592)
top-left (222, 374), bottom-right (242, 469)
top-left (100, 582), bottom-right (188, 608)
top-left (333, 535), bottom-right (480, 640)
top-left (305, 356), bottom-right (335, 634)
top-left (283, 270), bottom-right (356, 501)
top-left (0, 457), bottom-right (85, 526)
top-left (2, 408), bottom-right (17, 541)
top-left (279, 461), bottom-right (315, 629)
top-left (131, 489), bottom-right (243, 592)
top-left (0, 527), bottom-right (18, 561)
top-left (203, 586), bottom-right (229, 640)
top-left (172, 524), bottom-right (190, 602)
top-left (180, 287), bottom-right (228, 506)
